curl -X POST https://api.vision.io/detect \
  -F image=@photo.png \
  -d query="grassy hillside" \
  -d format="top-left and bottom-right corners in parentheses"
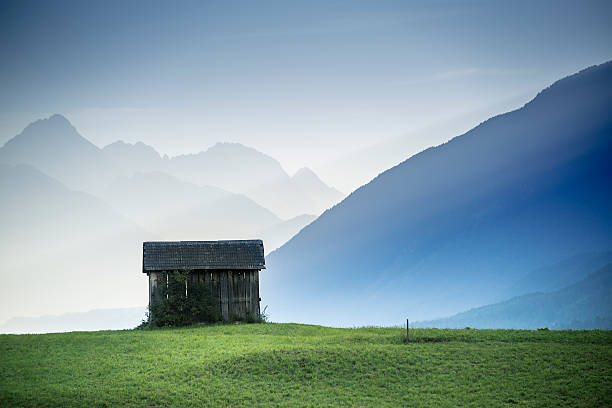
top-left (1, 324), bottom-right (611, 407)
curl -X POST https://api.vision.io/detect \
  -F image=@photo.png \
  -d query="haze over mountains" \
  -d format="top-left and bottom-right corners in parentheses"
top-left (0, 115), bottom-right (343, 217)
top-left (248, 167), bottom-right (343, 219)
top-left (100, 171), bottom-right (279, 240)
top-left (501, 250), bottom-right (612, 300)
top-left (0, 116), bottom-right (343, 325)
top-left (1, 62), bottom-right (611, 332)
top-left (317, 92), bottom-right (536, 193)
top-left (416, 263), bottom-right (612, 330)
top-left (0, 164), bottom-right (148, 322)
top-left (263, 61), bottom-right (612, 327)
top-left (103, 138), bottom-right (343, 219)
top-left (0, 115), bottom-right (119, 192)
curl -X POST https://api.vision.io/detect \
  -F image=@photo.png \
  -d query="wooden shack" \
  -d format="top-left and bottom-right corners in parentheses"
top-left (143, 240), bottom-right (265, 321)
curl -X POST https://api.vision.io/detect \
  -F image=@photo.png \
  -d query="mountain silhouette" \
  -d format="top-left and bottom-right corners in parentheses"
top-left (263, 61), bottom-right (612, 326)
top-left (0, 118), bottom-right (342, 219)
top-left (102, 140), bottom-right (163, 175)
top-left (167, 142), bottom-right (289, 193)
top-left (248, 167), bottom-right (344, 219)
top-left (501, 250), bottom-right (612, 300)
top-left (416, 264), bottom-right (612, 329)
top-left (0, 115), bottom-right (118, 191)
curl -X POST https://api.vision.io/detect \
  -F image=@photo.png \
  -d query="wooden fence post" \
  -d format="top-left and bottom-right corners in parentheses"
top-left (406, 318), bottom-right (409, 340)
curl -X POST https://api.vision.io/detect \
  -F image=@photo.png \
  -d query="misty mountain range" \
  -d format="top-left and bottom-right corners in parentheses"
top-left (0, 116), bottom-right (343, 219)
top-left (416, 263), bottom-right (612, 330)
top-left (0, 115), bottom-right (343, 324)
top-left (1, 61), bottom-right (611, 332)
top-left (0, 114), bottom-right (343, 239)
top-left (263, 61), bottom-right (612, 327)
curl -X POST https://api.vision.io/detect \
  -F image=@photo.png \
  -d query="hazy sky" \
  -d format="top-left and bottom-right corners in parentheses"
top-left (1, 0), bottom-right (611, 174)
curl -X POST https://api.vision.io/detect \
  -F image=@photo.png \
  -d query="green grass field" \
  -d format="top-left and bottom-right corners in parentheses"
top-left (1, 324), bottom-right (611, 407)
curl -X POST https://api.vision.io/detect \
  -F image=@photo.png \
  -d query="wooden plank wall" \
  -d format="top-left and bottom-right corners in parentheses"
top-left (252, 270), bottom-right (260, 317)
top-left (149, 270), bottom-right (260, 321)
top-left (214, 269), bottom-right (260, 320)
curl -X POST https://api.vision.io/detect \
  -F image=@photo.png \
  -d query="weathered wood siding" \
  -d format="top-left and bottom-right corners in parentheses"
top-left (217, 270), bottom-right (260, 320)
top-left (148, 269), bottom-right (260, 321)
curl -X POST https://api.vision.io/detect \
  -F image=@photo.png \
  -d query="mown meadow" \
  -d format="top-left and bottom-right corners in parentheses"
top-left (1, 324), bottom-right (610, 407)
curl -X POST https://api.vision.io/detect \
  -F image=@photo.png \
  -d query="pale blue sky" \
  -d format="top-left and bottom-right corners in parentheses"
top-left (1, 0), bottom-right (611, 174)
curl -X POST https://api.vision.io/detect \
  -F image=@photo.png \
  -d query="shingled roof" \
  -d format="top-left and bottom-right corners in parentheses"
top-left (143, 240), bottom-right (265, 273)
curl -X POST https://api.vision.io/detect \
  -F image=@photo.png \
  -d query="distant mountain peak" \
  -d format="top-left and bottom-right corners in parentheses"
top-left (2, 113), bottom-right (93, 150)
top-left (104, 140), bottom-right (130, 148)
top-left (103, 140), bottom-right (148, 149)
top-left (22, 114), bottom-right (77, 136)
top-left (211, 141), bottom-right (243, 148)
top-left (17, 114), bottom-right (73, 132)
top-left (103, 140), bottom-right (161, 156)
top-left (0, 113), bottom-right (115, 191)
top-left (292, 167), bottom-right (319, 180)
top-left (291, 167), bottom-right (343, 197)
top-left (204, 142), bottom-right (272, 158)
top-left (47, 113), bottom-right (71, 124)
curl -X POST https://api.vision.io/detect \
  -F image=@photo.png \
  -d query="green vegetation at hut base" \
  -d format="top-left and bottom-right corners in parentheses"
top-left (1, 324), bottom-right (610, 407)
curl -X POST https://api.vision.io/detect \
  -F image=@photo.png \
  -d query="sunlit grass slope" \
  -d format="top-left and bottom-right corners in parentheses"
top-left (1, 324), bottom-right (611, 407)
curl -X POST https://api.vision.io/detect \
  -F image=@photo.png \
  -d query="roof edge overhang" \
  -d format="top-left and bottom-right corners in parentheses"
top-left (143, 239), bottom-right (264, 245)
top-left (143, 265), bottom-right (266, 273)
